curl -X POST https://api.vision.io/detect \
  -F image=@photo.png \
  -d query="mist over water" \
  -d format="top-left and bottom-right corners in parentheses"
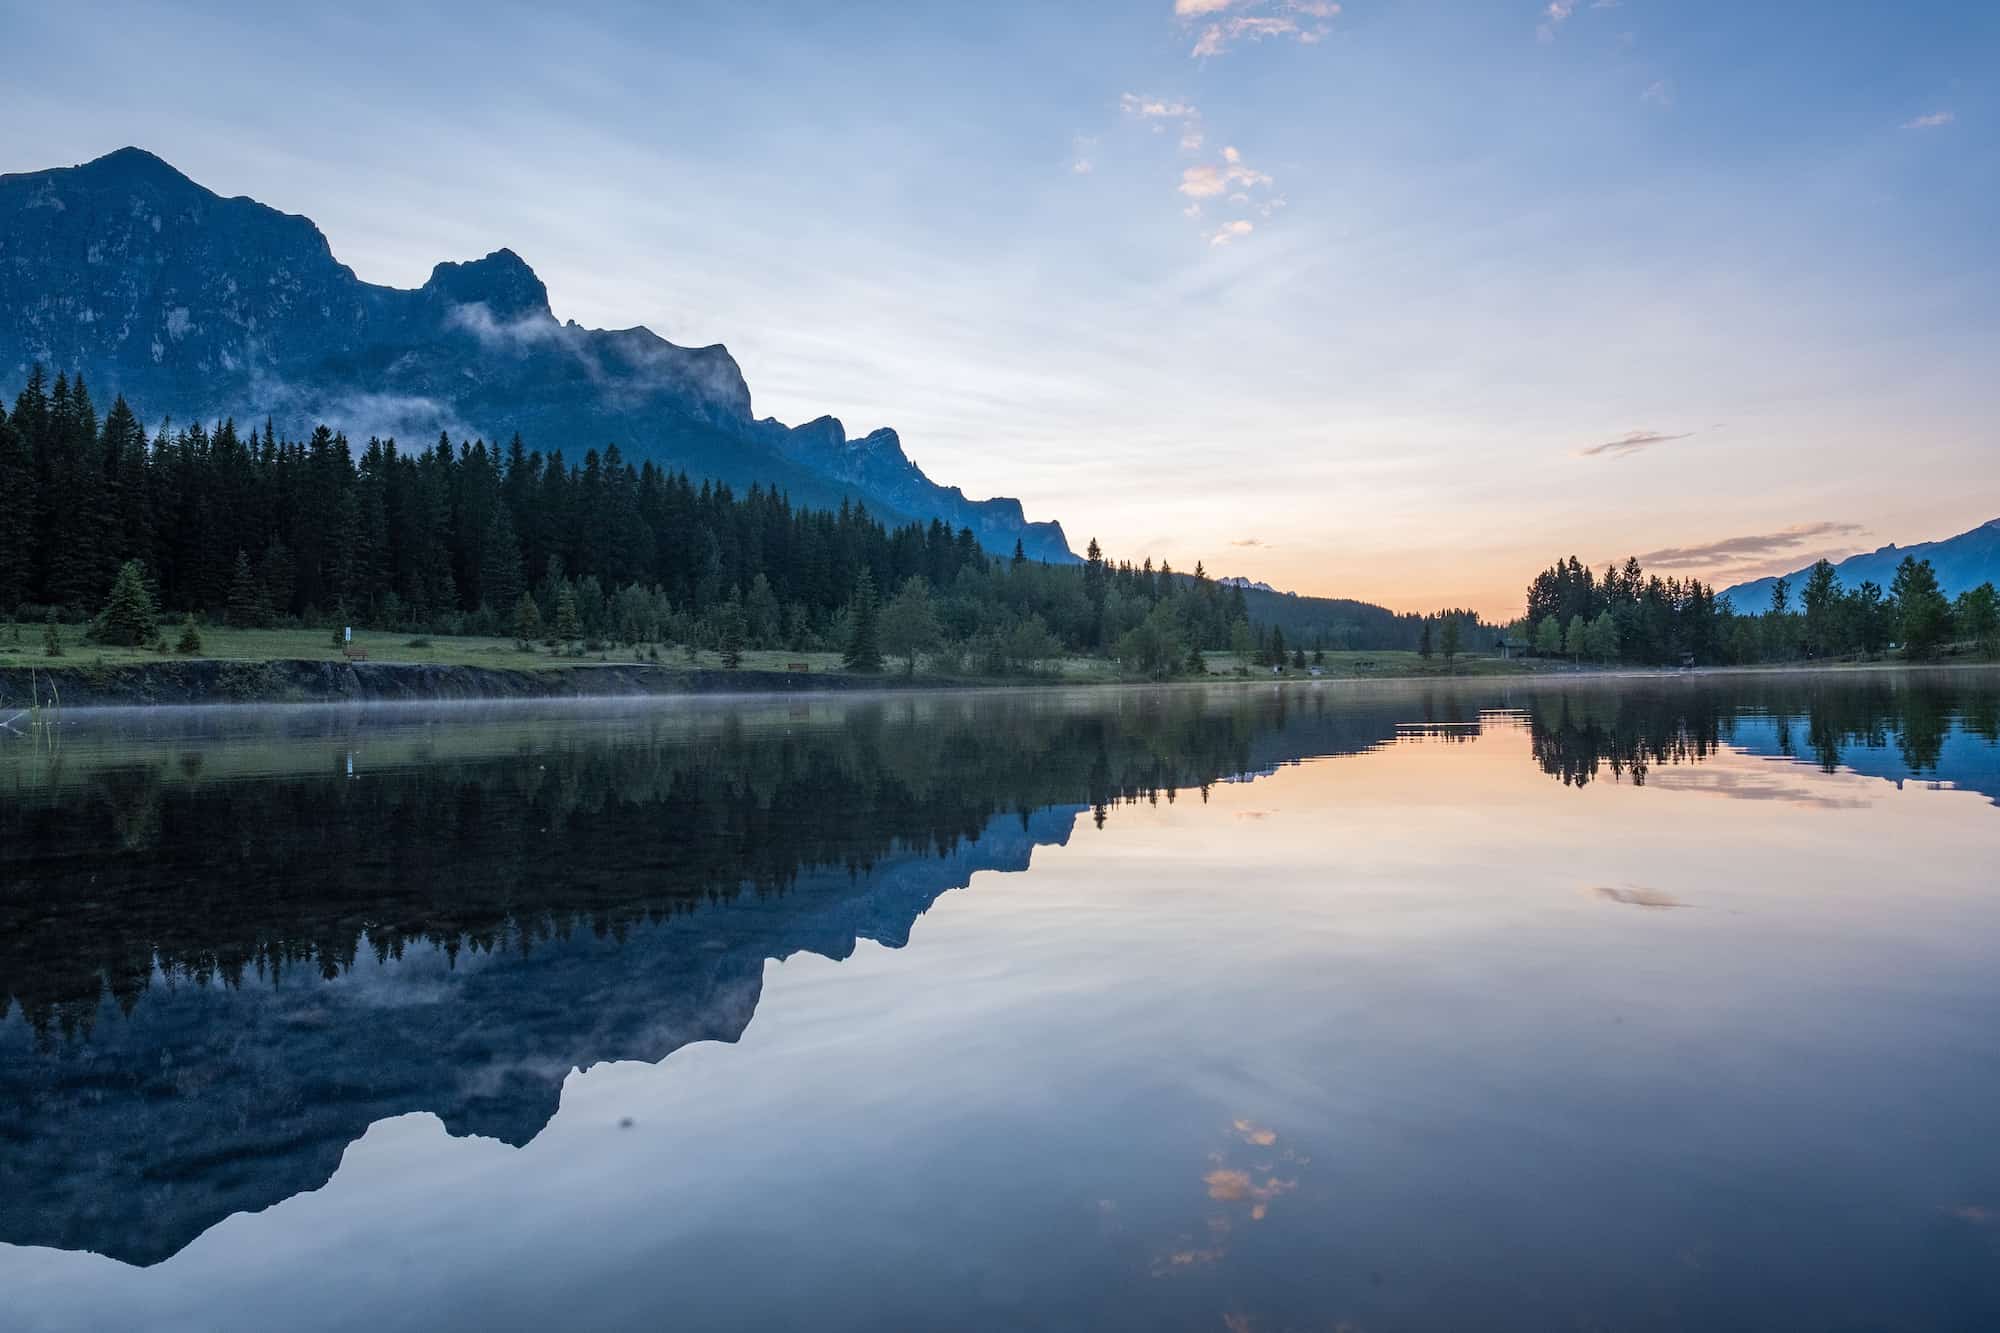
top-left (3, 673), bottom-right (1998, 1331)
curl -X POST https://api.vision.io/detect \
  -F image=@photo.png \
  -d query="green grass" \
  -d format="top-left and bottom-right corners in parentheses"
top-left (0, 621), bottom-right (1552, 686)
top-left (0, 621), bottom-right (859, 674)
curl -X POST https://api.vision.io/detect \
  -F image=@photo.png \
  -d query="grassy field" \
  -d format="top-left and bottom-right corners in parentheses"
top-left (0, 621), bottom-right (815, 673)
top-left (0, 620), bottom-right (1544, 684)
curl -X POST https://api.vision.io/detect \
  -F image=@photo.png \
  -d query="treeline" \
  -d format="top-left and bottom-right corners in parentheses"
top-left (1520, 553), bottom-right (2000, 665)
top-left (0, 369), bottom-right (1287, 673)
top-left (1235, 587), bottom-right (1490, 656)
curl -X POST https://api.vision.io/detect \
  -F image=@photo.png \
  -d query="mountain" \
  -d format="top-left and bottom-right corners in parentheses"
top-left (0, 148), bottom-right (1075, 562)
top-left (1719, 518), bottom-right (2000, 610)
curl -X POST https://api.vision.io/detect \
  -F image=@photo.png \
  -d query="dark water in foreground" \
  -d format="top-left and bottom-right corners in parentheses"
top-left (3, 672), bottom-right (1998, 1332)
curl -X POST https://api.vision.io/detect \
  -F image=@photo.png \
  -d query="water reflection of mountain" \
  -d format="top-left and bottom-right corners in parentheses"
top-left (3, 675), bottom-right (1993, 1268)
top-left (0, 688), bottom-right (1426, 1267)
top-left (1516, 673), bottom-right (2000, 804)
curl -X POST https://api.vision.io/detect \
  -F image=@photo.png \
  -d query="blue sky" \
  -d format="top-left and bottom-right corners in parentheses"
top-left (4, 0), bottom-right (1995, 614)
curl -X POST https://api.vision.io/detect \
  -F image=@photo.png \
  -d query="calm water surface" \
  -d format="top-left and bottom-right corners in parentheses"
top-left (3, 673), bottom-right (1998, 1331)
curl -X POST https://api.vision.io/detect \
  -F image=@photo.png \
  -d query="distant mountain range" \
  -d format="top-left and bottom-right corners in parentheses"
top-left (0, 148), bottom-right (1074, 561)
top-left (1719, 518), bottom-right (2000, 610)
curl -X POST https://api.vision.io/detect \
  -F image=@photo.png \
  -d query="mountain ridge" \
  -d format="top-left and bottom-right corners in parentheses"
top-left (1719, 517), bottom-right (2000, 609)
top-left (0, 148), bottom-right (1076, 561)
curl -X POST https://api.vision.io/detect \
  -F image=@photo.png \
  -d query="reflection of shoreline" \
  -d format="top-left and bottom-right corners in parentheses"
top-left (0, 687), bottom-right (1424, 1268)
top-left (2, 675), bottom-right (1994, 1269)
top-left (1512, 674), bottom-right (1999, 803)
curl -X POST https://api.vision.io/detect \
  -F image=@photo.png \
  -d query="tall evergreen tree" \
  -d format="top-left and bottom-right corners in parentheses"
top-left (842, 567), bottom-right (884, 672)
top-left (717, 591), bottom-right (747, 669)
top-left (554, 582), bottom-right (583, 643)
top-left (0, 407), bottom-right (32, 610)
top-left (94, 559), bottom-right (160, 646)
top-left (226, 550), bottom-right (265, 627)
top-left (478, 504), bottom-right (526, 613)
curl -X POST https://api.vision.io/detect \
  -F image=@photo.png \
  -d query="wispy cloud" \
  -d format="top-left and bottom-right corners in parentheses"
top-left (1122, 92), bottom-right (1205, 152)
top-left (1122, 94), bottom-right (1196, 120)
top-left (1180, 145), bottom-right (1276, 202)
top-left (1070, 134), bottom-right (1097, 174)
top-left (1642, 79), bottom-right (1673, 107)
top-left (1182, 1), bottom-right (1337, 58)
top-left (1636, 521), bottom-right (1867, 570)
top-left (1902, 111), bottom-right (1954, 129)
top-left (1578, 428), bottom-right (1693, 458)
top-left (1539, 0), bottom-right (1621, 41)
top-left (1536, 0), bottom-right (1574, 42)
top-left (1209, 220), bottom-right (1255, 246)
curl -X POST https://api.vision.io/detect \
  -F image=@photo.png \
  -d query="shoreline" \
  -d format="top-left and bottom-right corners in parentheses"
top-left (0, 658), bottom-right (974, 712)
top-left (2, 654), bottom-right (1993, 715)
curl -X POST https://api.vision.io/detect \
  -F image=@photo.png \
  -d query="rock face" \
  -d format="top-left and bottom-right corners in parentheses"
top-left (0, 147), bottom-right (1075, 562)
top-left (1720, 518), bottom-right (2000, 609)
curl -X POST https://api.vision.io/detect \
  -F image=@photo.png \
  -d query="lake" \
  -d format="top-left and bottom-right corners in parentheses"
top-left (3, 672), bottom-right (1998, 1332)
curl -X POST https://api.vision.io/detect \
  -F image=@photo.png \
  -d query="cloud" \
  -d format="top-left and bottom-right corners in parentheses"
top-left (1593, 885), bottom-right (1683, 909)
top-left (1209, 220), bottom-right (1255, 246)
top-left (1642, 79), bottom-right (1673, 107)
top-left (444, 300), bottom-right (560, 349)
top-left (1578, 428), bottom-right (1693, 458)
top-left (1071, 134), bottom-right (1097, 174)
top-left (1121, 93), bottom-right (1197, 119)
top-left (1182, 1), bottom-right (1337, 57)
top-left (1229, 538), bottom-right (1267, 547)
top-left (1634, 521), bottom-right (1867, 570)
top-left (1540, 0), bottom-right (1621, 40)
top-left (1180, 147), bottom-right (1275, 198)
top-left (1902, 111), bottom-right (1954, 129)
top-left (1122, 93), bottom-right (1207, 155)
top-left (1644, 767), bottom-right (1874, 810)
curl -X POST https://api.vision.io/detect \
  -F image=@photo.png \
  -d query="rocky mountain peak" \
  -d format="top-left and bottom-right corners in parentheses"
top-left (421, 248), bottom-right (553, 324)
top-left (0, 146), bottom-right (1077, 564)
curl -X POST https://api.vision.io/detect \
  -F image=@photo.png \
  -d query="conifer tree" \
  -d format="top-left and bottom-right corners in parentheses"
top-left (42, 608), bottom-right (62, 658)
top-left (0, 408), bottom-right (33, 611)
top-left (1418, 620), bottom-right (1433, 660)
top-left (176, 615), bottom-right (204, 655)
top-left (226, 550), bottom-right (265, 627)
top-left (512, 591), bottom-right (543, 644)
top-left (1440, 617), bottom-right (1461, 668)
top-left (842, 567), bottom-right (884, 672)
top-left (554, 582), bottom-right (583, 645)
top-left (94, 559), bottom-right (159, 646)
top-left (480, 505), bottom-right (526, 613)
top-left (718, 591), bottom-right (747, 669)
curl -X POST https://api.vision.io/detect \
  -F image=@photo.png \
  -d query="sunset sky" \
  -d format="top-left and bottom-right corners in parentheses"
top-left (5, 0), bottom-right (1995, 617)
